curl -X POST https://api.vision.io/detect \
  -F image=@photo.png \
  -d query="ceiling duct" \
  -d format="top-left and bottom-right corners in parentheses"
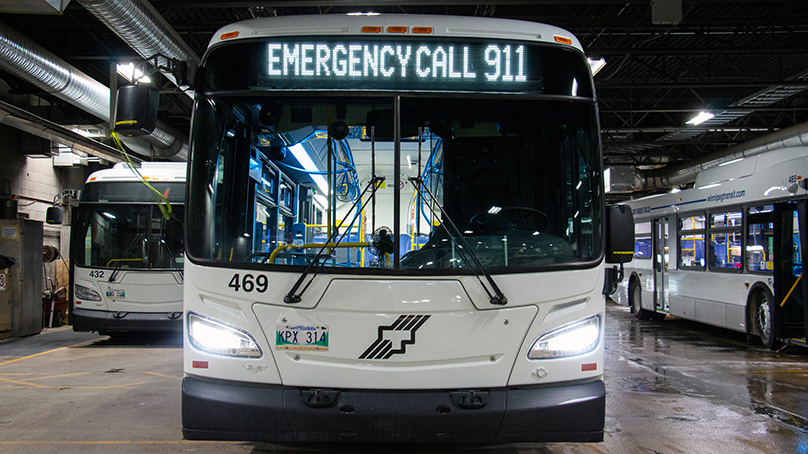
top-left (638, 120), bottom-right (808, 190)
top-left (0, 20), bottom-right (186, 160)
top-left (77, 0), bottom-right (200, 90)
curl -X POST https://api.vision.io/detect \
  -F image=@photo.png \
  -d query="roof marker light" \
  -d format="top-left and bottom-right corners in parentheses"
top-left (554, 35), bottom-right (573, 45)
top-left (412, 27), bottom-right (433, 34)
top-left (362, 26), bottom-right (382, 33)
top-left (387, 26), bottom-right (407, 33)
top-left (220, 31), bottom-right (239, 40)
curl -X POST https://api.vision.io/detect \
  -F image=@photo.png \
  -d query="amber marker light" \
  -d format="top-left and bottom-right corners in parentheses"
top-left (362, 26), bottom-right (382, 33)
top-left (412, 27), bottom-right (433, 34)
top-left (554, 35), bottom-right (573, 45)
top-left (220, 31), bottom-right (240, 40)
top-left (387, 26), bottom-right (407, 33)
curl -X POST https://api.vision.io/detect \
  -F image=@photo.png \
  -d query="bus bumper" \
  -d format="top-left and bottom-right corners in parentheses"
top-left (72, 308), bottom-right (182, 333)
top-left (181, 375), bottom-right (605, 443)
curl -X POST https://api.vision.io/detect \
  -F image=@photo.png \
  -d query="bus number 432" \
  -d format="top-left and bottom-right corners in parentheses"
top-left (228, 273), bottom-right (268, 293)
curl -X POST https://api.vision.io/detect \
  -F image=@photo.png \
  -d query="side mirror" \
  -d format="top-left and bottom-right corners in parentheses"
top-left (46, 206), bottom-right (63, 225)
top-left (114, 84), bottom-right (159, 136)
top-left (605, 205), bottom-right (634, 264)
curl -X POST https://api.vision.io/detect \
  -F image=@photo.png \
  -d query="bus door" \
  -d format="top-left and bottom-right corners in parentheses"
top-left (653, 217), bottom-right (671, 313)
top-left (774, 201), bottom-right (807, 341)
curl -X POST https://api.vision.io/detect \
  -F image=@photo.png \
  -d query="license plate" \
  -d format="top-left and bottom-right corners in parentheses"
top-left (276, 324), bottom-right (329, 350)
top-left (106, 289), bottom-right (125, 298)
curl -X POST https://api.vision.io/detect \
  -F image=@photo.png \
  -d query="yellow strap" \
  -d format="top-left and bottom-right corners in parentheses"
top-left (780, 272), bottom-right (803, 307)
top-left (269, 242), bottom-right (370, 264)
top-left (106, 258), bottom-right (144, 267)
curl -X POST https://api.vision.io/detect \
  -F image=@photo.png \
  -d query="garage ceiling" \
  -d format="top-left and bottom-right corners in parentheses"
top-left (1, 0), bottom-right (807, 199)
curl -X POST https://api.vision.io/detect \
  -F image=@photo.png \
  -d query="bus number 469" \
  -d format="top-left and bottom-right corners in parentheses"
top-left (228, 273), bottom-right (268, 293)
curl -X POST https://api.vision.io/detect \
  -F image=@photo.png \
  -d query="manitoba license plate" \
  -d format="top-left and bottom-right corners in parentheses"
top-left (276, 324), bottom-right (329, 350)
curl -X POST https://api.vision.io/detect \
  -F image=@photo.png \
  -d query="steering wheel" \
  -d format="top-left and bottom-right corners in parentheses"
top-left (469, 207), bottom-right (549, 233)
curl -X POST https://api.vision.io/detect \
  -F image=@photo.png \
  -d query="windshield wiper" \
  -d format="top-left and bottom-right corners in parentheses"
top-left (108, 232), bottom-right (145, 283)
top-left (408, 176), bottom-right (508, 305)
top-left (154, 233), bottom-right (184, 279)
top-left (283, 176), bottom-right (384, 304)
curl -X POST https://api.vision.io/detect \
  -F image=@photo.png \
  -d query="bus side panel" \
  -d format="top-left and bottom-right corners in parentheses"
top-left (668, 294), bottom-right (694, 319)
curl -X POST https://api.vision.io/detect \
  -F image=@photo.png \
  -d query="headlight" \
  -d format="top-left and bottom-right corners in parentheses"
top-left (187, 313), bottom-right (262, 358)
top-left (75, 284), bottom-right (102, 301)
top-left (528, 315), bottom-right (601, 359)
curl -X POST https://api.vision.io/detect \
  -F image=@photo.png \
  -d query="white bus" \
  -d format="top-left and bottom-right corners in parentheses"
top-left (69, 162), bottom-right (185, 334)
top-left (614, 146), bottom-right (808, 349)
top-left (181, 14), bottom-right (630, 443)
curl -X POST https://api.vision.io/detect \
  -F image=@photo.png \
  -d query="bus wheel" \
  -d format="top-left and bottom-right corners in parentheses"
top-left (753, 290), bottom-right (778, 350)
top-left (630, 280), bottom-right (652, 320)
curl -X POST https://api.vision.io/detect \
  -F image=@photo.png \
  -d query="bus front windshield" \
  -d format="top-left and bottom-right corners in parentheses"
top-left (186, 93), bottom-right (602, 273)
top-left (76, 203), bottom-right (185, 271)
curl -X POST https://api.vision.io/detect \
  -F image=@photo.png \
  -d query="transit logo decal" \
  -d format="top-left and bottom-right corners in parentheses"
top-left (707, 190), bottom-right (745, 203)
top-left (359, 314), bottom-right (431, 360)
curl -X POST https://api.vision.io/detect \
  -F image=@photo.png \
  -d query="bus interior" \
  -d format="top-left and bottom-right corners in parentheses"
top-left (187, 95), bottom-right (602, 272)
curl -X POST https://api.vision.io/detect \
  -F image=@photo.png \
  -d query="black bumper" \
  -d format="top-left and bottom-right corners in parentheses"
top-left (72, 308), bottom-right (182, 333)
top-left (182, 375), bottom-right (605, 443)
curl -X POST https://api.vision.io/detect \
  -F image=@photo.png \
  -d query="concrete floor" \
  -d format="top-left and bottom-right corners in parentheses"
top-left (0, 302), bottom-right (807, 454)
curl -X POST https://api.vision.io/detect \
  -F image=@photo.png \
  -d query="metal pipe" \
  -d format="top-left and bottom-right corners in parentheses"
top-left (641, 120), bottom-right (808, 189)
top-left (0, 20), bottom-right (186, 159)
top-left (77, 0), bottom-right (200, 88)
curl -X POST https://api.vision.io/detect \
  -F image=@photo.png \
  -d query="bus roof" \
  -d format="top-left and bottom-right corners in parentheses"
top-left (84, 161), bottom-right (187, 184)
top-left (619, 146), bottom-right (808, 219)
top-left (207, 14), bottom-right (583, 52)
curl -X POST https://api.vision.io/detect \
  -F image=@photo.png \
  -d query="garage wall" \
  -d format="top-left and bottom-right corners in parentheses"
top-left (0, 124), bottom-right (100, 293)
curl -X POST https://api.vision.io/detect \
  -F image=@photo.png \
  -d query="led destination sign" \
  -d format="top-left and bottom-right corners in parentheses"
top-left (268, 43), bottom-right (525, 81)
top-left (248, 38), bottom-right (547, 93)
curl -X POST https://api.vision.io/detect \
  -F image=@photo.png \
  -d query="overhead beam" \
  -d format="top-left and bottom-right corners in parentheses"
top-left (0, 100), bottom-right (126, 163)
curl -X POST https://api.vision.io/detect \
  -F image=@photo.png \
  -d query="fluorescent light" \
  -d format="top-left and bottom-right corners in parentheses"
top-left (587, 57), bottom-right (606, 75)
top-left (313, 194), bottom-right (328, 208)
top-left (102, 212), bottom-right (116, 219)
top-left (347, 12), bottom-right (380, 16)
top-left (71, 128), bottom-right (105, 138)
top-left (488, 206), bottom-right (502, 214)
top-left (686, 111), bottom-right (714, 126)
top-left (571, 78), bottom-right (578, 96)
top-left (289, 143), bottom-right (329, 195)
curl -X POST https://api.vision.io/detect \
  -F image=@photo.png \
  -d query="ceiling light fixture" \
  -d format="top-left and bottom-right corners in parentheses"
top-left (116, 62), bottom-right (151, 84)
top-left (686, 111), bottom-right (714, 126)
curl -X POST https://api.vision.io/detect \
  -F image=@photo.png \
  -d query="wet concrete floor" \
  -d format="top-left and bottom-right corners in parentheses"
top-left (0, 301), bottom-right (807, 453)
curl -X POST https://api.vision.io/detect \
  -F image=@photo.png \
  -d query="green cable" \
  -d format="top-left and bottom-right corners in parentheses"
top-left (110, 131), bottom-right (176, 221)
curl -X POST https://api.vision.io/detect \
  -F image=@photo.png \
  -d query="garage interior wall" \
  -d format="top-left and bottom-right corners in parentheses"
top-left (0, 123), bottom-right (95, 293)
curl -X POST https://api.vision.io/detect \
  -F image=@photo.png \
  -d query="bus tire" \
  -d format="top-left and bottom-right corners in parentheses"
top-left (630, 279), bottom-right (652, 320)
top-left (752, 289), bottom-right (779, 350)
